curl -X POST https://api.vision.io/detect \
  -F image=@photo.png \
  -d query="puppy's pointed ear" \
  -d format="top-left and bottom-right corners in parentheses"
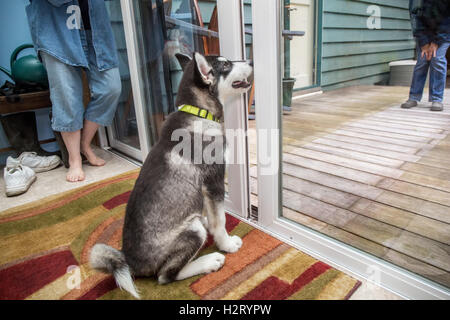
top-left (194, 52), bottom-right (213, 85)
top-left (175, 53), bottom-right (192, 71)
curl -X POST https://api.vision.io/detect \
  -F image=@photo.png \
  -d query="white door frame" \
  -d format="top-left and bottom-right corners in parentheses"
top-left (251, 0), bottom-right (449, 300)
top-left (103, 0), bottom-right (153, 163)
top-left (218, 0), bottom-right (250, 219)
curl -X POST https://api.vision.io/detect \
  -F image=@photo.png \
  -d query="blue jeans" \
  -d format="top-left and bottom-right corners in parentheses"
top-left (409, 42), bottom-right (450, 103)
top-left (41, 31), bottom-right (121, 132)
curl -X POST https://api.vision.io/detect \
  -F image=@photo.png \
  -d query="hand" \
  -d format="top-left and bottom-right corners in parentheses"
top-left (427, 42), bottom-right (438, 61)
top-left (420, 44), bottom-right (430, 59)
top-left (421, 43), bottom-right (438, 61)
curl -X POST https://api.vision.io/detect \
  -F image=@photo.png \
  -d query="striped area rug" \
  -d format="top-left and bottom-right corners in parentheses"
top-left (0, 170), bottom-right (361, 300)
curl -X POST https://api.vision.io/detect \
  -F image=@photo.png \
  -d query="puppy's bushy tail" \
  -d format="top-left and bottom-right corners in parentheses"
top-left (89, 243), bottom-right (140, 299)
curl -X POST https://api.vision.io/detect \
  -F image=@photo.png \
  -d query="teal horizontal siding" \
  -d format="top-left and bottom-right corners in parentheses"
top-left (322, 63), bottom-right (390, 85)
top-left (354, 0), bottom-right (409, 10)
top-left (322, 49), bottom-right (415, 72)
top-left (323, 40), bottom-right (416, 57)
top-left (321, 0), bottom-right (415, 89)
top-left (324, 0), bottom-right (410, 20)
top-left (323, 29), bottom-right (413, 43)
top-left (324, 73), bottom-right (389, 91)
top-left (323, 13), bottom-right (411, 30)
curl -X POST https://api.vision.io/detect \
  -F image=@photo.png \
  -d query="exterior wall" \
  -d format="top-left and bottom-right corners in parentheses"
top-left (320, 0), bottom-right (416, 90)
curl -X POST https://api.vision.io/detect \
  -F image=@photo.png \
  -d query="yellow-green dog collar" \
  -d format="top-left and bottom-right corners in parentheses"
top-left (178, 104), bottom-right (221, 123)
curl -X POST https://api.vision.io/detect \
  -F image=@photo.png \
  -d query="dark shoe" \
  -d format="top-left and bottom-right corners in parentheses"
top-left (430, 102), bottom-right (443, 112)
top-left (400, 100), bottom-right (418, 109)
top-left (51, 126), bottom-right (70, 168)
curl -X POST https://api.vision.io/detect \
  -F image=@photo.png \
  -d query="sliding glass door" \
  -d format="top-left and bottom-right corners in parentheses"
top-left (251, 0), bottom-right (449, 299)
top-left (102, 0), bottom-right (250, 218)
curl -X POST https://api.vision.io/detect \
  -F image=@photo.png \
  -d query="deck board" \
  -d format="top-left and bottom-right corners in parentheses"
top-left (336, 126), bottom-right (434, 142)
top-left (285, 145), bottom-right (450, 193)
top-left (284, 191), bottom-right (450, 272)
top-left (321, 133), bottom-right (419, 153)
top-left (283, 205), bottom-right (450, 287)
top-left (400, 162), bottom-right (450, 180)
top-left (335, 127), bottom-right (432, 144)
top-left (248, 85), bottom-right (450, 288)
top-left (285, 146), bottom-right (405, 178)
top-left (302, 142), bottom-right (405, 167)
top-left (349, 119), bottom-right (445, 133)
top-left (366, 116), bottom-right (450, 129)
top-left (299, 137), bottom-right (423, 162)
top-left (283, 152), bottom-right (384, 185)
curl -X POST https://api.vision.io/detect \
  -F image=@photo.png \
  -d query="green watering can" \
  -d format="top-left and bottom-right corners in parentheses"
top-left (0, 44), bottom-right (48, 87)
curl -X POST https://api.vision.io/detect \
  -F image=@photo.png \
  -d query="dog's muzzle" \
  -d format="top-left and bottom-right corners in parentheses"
top-left (232, 80), bottom-right (251, 89)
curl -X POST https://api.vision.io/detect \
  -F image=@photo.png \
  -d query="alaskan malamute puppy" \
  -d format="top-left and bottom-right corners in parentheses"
top-left (90, 52), bottom-right (253, 298)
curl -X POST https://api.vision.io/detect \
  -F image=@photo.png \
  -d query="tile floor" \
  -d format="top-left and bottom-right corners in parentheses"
top-left (0, 147), bottom-right (138, 211)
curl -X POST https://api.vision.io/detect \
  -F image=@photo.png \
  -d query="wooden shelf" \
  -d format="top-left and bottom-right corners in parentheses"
top-left (0, 90), bottom-right (51, 115)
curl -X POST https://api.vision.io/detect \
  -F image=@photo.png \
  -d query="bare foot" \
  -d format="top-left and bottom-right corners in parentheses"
top-left (81, 145), bottom-right (106, 166)
top-left (67, 156), bottom-right (85, 182)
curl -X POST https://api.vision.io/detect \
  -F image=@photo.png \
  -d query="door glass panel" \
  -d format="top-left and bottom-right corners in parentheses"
top-left (132, 0), bottom-right (219, 147)
top-left (279, 0), bottom-right (449, 290)
top-left (249, 0), bottom-right (449, 290)
top-left (106, 1), bottom-right (140, 150)
top-left (107, 0), bottom-right (219, 154)
top-left (131, 0), bottom-right (173, 147)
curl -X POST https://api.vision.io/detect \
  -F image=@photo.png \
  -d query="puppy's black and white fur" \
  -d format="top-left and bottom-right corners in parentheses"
top-left (89, 52), bottom-right (253, 298)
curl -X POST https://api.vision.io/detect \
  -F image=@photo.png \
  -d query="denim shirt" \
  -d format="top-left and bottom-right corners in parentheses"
top-left (26, 0), bottom-right (119, 71)
top-left (409, 0), bottom-right (450, 47)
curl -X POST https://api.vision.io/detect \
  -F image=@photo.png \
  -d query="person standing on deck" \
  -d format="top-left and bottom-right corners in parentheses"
top-left (401, 0), bottom-right (450, 111)
top-left (26, 0), bottom-right (121, 182)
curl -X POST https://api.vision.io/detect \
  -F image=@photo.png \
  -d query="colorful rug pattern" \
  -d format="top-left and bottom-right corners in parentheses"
top-left (0, 170), bottom-right (361, 300)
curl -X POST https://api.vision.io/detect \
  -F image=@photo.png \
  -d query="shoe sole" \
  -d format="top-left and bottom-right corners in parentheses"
top-left (401, 104), bottom-right (417, 109)
top-left (32, 161), bottom-right (62, 173)
top-left (430, 107), bottom-right (443, 112)
top-left (5, 175), bottom-right (37, 197)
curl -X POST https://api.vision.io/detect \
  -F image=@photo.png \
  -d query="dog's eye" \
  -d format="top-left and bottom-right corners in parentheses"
top-left (223, 62), bottom-right (232, 71)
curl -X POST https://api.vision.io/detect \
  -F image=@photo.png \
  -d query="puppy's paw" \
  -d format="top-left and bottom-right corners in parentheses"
top-left (158, 275), bottom-right (170, 285)
top-left (203, 252), bottom-right (226, 273)
top-left (218, 235), bottom-right (243, 253)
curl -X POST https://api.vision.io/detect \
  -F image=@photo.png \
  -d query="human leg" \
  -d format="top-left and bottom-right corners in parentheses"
top-left (40, 51), bottom-right (85, 182)
top-left (80, 119), bottom-right (105, 166)
top-left (408, 46), bottom-right (431, 102)
top-left (82, 66), bottom-right (121, 165)
top-left (61, 130), bottom-right (85, 182)
top-left (429, 42), bottom-right (450, 103)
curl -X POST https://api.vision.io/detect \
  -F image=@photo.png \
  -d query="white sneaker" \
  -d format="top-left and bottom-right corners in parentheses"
top-left (7, 152), bottom-right (61, 173)
top-left (4, 165), bottom-right (36, 197)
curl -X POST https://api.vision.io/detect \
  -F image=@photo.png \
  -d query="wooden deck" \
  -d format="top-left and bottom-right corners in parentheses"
top-left (248, 85), bottom-right (450, 289)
